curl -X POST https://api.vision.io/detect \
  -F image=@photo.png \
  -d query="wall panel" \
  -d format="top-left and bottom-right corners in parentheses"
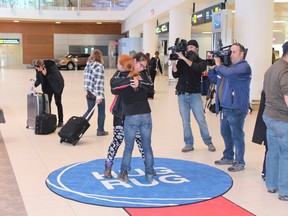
top-left (0, 22), bottom-right (122, 64)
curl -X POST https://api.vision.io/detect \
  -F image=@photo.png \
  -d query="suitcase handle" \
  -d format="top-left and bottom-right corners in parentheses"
top-left (85, 104), bottom-right (96, 120)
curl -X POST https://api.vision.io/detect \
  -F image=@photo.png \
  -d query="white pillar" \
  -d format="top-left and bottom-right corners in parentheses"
top-left (129, 29), bottom-right (141, 38)
top-left (143, 20), bottom-right (157, 55)
top-left (234, 0), bottom-right (274, 101)
top-left (168, 6), bottom-right (192, 80)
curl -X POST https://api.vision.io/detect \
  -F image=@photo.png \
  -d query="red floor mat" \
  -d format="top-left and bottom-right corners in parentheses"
top-left (125, 196), bottom-right (255, 216)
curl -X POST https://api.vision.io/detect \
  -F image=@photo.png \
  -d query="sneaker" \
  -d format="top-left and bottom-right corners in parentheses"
top-left (268, 189), bottom-right (278, 193)
top-left (145, 174), bottom-right (154, 182)
top-left (228, 162), bottom-right (245, 172)
top-left (117, 170), bottom-right (128, 182)
top-left (214, 157), bottom-right (234, 165)
top-left (207, 143), bottom-right (216, 152)
top-left (104, 162), bottom-right (113, 179)
top-left (278, 195), bottom-right (288, 201)
top-left (181, 146), bottom-right (194, 153)
top-left (97, 131), bottom-right (109, 136)
top-left (57, 122), bottom-right (63, 127)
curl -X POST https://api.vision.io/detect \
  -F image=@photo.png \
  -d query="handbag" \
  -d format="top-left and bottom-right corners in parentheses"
top-left (86, 91), bottom-right (96, 100)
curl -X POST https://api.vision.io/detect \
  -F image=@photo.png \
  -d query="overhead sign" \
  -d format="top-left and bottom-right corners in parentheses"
top-left (156, 22), bottom-right (169, 34)
top-left (192, 3), bottom-right (225, 26)
top-left (0, 39), bottom-right (20, 44)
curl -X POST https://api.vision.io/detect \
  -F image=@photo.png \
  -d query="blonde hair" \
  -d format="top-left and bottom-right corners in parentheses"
top-left (88, 49), bottom-right (104, 64)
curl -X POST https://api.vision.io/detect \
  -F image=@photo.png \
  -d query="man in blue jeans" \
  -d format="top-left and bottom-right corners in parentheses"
top-left (262, 41), bottom-right (288, 201)
top-left (172, 39), bottom-right (216, 153)
top-left (208, 42), bottom-right (252, 172)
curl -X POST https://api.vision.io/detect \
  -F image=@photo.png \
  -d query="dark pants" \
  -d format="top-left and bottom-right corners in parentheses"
top-left (46, 90), bottom-right (63, 123)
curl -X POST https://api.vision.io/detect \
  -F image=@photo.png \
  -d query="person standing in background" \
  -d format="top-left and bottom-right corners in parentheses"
top-left (149, 51), bottom-right (163, 83)
top-left (263, 41), bottom-right (288, 201)
top-left (33, 59), bottom-right (64, 127)
top-left (83, 49), bottom-right (108, 136)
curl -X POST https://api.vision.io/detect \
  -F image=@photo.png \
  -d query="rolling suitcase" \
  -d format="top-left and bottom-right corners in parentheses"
top-left (35, 113), bottom-right (57, 135)
top-left (58, 105), bottom-right (96, 145)
top-left (26, 92), bottom-right (50, 129)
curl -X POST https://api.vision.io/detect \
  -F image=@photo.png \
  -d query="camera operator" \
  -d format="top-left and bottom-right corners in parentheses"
top-left (172, 39), bottom-right (216, 153)
top-left (208, 42), bottom-right (252, 172)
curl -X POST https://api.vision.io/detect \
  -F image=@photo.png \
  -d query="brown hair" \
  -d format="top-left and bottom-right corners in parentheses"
top-left (88, 49), bottom-right (104, 64)
top-left (34, 59), bottom-right (45, 67)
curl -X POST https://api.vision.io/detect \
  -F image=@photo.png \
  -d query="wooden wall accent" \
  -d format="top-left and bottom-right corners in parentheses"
top-left (0, 22), bottom-right (121, 64)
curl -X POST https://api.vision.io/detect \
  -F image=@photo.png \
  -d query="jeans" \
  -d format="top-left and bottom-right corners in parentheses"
top-left (263, 115), bottom-right (288, 196)
top-left (83, 98), bottom-right (106, 133)
top-left (121, 113), bottom-right (154, 175)
top-left (178, 93), bottom-right (212, 147)
top-left (220, 108), bottom-right (246, 165)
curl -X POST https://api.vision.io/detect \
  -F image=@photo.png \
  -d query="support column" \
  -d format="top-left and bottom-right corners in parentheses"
top-left (168, 6), bottom-right (192, 80)
top-left (143, 20), bottom-right (157, 55)
top-left (234, 0), bottom-right (274, 102)
top-left (129, 29), bottom-right (141, 38)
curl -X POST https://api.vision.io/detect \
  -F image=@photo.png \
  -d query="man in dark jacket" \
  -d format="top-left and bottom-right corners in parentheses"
top-left (34, 59), bottom-right (65, 127)
top-left (172, 39), bottom-right (215, 153)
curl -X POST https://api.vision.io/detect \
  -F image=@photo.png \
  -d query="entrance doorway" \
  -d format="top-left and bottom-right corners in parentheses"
top-left (0, 44), bottom-right (22, 68)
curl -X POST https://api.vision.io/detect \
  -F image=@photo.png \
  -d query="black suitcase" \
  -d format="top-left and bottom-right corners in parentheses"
top-left (35, 113), bottom-right (57, 135)
top-left (58, 106), bottom-right (95, 145)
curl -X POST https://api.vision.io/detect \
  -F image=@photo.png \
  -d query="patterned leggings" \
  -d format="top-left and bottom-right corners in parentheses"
top-left (106, 115), bottom-right (144, 163)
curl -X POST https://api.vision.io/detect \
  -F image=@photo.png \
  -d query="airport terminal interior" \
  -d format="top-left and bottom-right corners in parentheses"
top-left (1, 0), bottom-right (288, 216)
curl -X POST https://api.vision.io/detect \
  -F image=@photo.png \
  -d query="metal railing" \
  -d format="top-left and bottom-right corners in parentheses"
top-left (0, 0), bottom-right (133, 11)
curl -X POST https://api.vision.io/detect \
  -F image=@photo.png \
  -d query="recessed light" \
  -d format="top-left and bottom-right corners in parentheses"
top-left (55, 22), bottom-right (61, 24)
top-left (96, 22), bottom-right (102, 25)
top-left (13, 20), bottom-right (19, 23)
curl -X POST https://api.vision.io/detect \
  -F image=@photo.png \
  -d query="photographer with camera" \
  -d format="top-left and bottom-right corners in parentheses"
top-left (172, 39), bottom-right (216, 153)
top-left (208, 42), bottom-right (252, 172)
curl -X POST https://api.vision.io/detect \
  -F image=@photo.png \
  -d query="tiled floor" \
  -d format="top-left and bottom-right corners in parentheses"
top-left (0, 68), bottom-right (287, 216)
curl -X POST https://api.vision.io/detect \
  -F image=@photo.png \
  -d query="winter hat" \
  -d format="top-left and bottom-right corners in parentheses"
top-left (187, 39), bottom-right (199, 48)
top-left (282, 41), bottom-right (288, 54)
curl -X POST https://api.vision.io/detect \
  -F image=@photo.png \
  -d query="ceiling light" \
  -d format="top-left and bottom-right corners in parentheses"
top-left (55, 22), bottom-right (61, 24)
top-left (96, 22), bottom-right (102, 24)
top-left (202, 32), bottom-right (212, 34)
top-left (13, 20), bottom-right (19, 23)
top-left (273, 20), bottom-right (286, 23)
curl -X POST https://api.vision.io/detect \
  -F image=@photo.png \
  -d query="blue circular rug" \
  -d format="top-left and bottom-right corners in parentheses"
top-left (46, 157), bottom-right (233, 208)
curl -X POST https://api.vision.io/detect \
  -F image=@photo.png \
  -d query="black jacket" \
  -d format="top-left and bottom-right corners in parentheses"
top-left (110, 70), bottom-right (153, 116)
top-left (34, 60), bottom-right (64, 94)
top-left (252, 91), bottom-right (267, 145)
top-left (172, 55), bottom-right (206, 93)
top-left (149, 57), bottom-right (162, 74)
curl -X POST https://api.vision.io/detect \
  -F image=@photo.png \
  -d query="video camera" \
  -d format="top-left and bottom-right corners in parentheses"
top-left (168, 38), bottom-right (187, 60)
top-left (206, 44), bottom-right (232, 66)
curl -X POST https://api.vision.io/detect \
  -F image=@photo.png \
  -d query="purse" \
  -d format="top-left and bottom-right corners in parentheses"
top-left (86, 91), bottom-right (96, 100)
